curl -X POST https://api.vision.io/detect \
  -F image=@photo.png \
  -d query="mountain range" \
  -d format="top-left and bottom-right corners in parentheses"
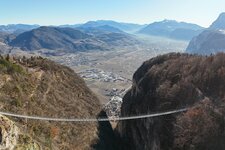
top-left (0, 24), bottom-right (39, 34)
top-left (186, 12), bottom-right (225, 55)
top-left (9, 26), bottom-right (95, 51)
top-left (79, 20), bottom-right (146, 32)
top-left (0, 19), bottom-right (204, 48)
top-left (7, 26), bottom-right (139, 53)
top-left (3, 15), bottom-right (225, 55)
top-left (76, 25), bottom-right (124, 35)
top-left (138, 19), bottom-right (204, 40)
top-left (0, 20), bottom-right (146, 35)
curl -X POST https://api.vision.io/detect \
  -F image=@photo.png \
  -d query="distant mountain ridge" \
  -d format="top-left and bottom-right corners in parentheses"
top-left (0, 24), bottom-right (39, 34)
top-left (138, 19), bottom-right (204, 40)
top-left (9, 26), bottom-right (139, 53)
top-left (80, 20), bottom-right (146, 32)
top-left (9, 26), bottom-right (94, 51)
top-left (77, 25), bottom-right (124, 35)
top-left (0, 20), bottom-right (146, 34)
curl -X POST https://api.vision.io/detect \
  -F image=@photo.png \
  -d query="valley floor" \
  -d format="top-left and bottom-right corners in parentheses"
top-left (2, 35), bottom-right (188, 120)
top-left (49, 36), bottom-right (188, 105)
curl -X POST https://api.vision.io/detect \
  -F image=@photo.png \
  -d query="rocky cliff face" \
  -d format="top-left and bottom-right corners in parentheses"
top-left (0, 56), bottom-right (117, 150)
top-left (0, 114), bottom-right (40, 150)
top-left (116, 53), bottom-right (225, 150)
top-left (186, 30), bottom-right (225, 55)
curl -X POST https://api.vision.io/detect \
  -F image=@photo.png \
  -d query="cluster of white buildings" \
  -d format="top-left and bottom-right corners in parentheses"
top-left (79, 68), bottom-right (128, 82)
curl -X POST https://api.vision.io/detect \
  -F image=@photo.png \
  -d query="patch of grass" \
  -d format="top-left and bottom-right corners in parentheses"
top-left (10, 98), bottom-right (22, 107)
top-left (0, 59), bottom-right (25, 74)
top-left (18, 134), bottom-right (32, 144)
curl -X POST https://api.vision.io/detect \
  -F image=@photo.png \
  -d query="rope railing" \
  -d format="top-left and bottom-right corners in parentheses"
top-left (0, 108), bottom-right (188, 122)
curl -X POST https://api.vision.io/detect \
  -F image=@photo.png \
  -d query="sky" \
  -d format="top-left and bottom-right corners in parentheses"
top-left (1, 0), bottom-right (225, 27)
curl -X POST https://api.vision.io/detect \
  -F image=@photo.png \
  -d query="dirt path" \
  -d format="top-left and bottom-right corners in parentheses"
top-left (29, 70), bottom-right (44, 99)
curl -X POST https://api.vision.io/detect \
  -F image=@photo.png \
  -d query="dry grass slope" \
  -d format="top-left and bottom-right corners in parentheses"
top-left (0, 56), bottom-right (115, 149)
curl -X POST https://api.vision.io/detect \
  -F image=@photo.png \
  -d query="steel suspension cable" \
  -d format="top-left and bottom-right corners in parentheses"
top-left (0, 108), bottom-right (188, 122)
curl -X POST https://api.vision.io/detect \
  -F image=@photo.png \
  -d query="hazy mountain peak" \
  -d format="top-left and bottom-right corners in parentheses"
top-left (0, 24), bottom-right (40, 34)
top-left (209, 12), bottom-right (225, 29)
top-left (138, 19), bottom-right (204, 40)
top-left (81, 20), bottom-right (146, 32)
